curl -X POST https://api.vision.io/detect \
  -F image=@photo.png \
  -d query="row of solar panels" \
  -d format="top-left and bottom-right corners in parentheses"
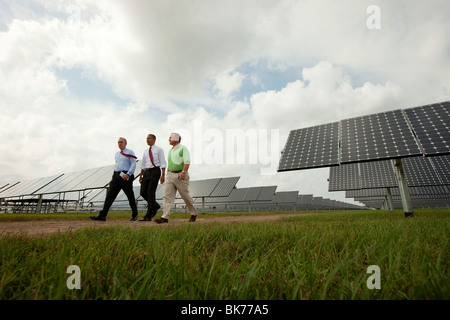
top-left (278, 100), bottom-right (450, 171)
top-left (105, 184), bottom-right (363, 212)
top-left (0, 164), bottom-right (240, 204)
top-left (0, 164), bottom-right (362, 213)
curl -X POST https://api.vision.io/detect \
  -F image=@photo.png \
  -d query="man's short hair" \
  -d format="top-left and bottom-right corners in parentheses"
top-left (119, 137), bottom-right (127, 144)
top-left (171, 132), bottom-right (181, 142)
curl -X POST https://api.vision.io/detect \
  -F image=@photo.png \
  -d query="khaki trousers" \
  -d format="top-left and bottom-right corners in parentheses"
top-left (162, 172), bottom-right (197, 219)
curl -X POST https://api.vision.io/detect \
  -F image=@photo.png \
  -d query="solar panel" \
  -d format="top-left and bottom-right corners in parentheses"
top-left (429, 155), bottom-right (450, 185)
top-left (242, 187), bottom-right (262, 201)
top-left (72, 165), bottom-right (119, 191)
top-left (257, 186), bottom-right (277, 201)
top-left (0, 174), bottom-right (63, 198)
top-left (402, 156), bottom-right (441, 186)
top-left (187, 178), bottom-right (221, 198)
top-left (404, 101), bottom-right (450, 156)
top-left (331, 155), bottom-right (448, 193)
top-left (278, 122), bottom-right (340, 171)
top-left (297, 194), bottom-right (313, 205)
top-left (226, 188), bottom-right (247, 202)
top-left (347, 185), bottom-right (449, 199)
top-left (346, 188), bottom-right (387, 198)
top-left (272, 191), bottom-right (298, 203)
top-left (328, 163), bottom-right (361, 191)
top-left (210, 177), bottom-right (240, 197)
top-left (283, 191), bottom-right (299, 203)
top-left (360, 160), bottom-right (397, 189)
top-left (341, 109), bottom-right (422, 163)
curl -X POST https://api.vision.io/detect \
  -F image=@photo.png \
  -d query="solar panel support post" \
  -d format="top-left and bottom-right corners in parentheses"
top-left (386, 188), bottom-right (394, 212)
top-left (36, 194), bottom-right (43, 214)
top-left (202, 197), bottom-right (205, 214)
top-left (393, 159), bottom-right (414, 217)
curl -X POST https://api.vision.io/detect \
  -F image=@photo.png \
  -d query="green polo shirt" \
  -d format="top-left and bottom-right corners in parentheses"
top-left (168, 144), bottom-right (191, 171)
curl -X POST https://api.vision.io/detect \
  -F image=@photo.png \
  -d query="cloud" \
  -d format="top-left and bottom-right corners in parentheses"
top-left (249, 61), bottom-right (402, 132)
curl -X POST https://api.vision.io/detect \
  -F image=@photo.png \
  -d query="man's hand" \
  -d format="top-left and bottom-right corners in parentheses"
top-left (122, 174), bottom-right (129, 181)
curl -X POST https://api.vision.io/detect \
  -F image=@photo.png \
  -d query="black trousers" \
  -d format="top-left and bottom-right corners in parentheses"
top-left (100, 172), bottom-right (138, 217)
top-left (140, 167), bottom-right (161, 219)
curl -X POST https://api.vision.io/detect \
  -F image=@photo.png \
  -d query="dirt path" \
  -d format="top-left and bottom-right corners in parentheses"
top-left (0, 213), bottom-right (316, 237)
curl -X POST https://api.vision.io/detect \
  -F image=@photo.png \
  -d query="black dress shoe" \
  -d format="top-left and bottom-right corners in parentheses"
top-left (130, 217), bottom-right (138, 221)
top-left (139, 217), bottom-right (152, 221)
top-left (154, 217), bottom-right (168, 224)
top-left (89, 216), bottom-right (106, 221)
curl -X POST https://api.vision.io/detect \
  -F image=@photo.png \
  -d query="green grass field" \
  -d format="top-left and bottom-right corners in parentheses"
top-left (0, 209), bottom-right (448, 300)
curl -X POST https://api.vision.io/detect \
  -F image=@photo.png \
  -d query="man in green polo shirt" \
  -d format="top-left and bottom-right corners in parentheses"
top-left (154, 132), bottom-right (198, 223)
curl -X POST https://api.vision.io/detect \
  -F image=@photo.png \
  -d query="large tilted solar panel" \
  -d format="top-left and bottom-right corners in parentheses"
top-left (279, 101), bottom-right (449, 173)
top-left (278, 122), bottom-right (340, 171)
top-left (340, 110), bottom-right (422, 163)
top-left (404, 101), bottom-right (450, 156)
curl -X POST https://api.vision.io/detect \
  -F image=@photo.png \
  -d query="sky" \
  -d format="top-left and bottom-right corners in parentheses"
top-left (0, 0), bottom-right (449, 206)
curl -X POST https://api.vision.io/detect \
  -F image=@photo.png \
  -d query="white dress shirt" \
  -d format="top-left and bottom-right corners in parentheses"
top-left (141, 144), bottom-right (167, 169)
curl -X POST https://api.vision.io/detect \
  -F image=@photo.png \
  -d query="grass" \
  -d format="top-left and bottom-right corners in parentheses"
top-left (0, 209), bottom-right (448, 300)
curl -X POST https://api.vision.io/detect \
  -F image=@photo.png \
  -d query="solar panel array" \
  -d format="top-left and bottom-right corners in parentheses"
top-left (278, 100), bottom-right (449, 172)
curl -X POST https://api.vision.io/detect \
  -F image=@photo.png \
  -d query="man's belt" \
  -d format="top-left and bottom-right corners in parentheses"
top-left (170, 170), bottom-right (182, 173)
top-left (114, 170), bottom-right (133, 175)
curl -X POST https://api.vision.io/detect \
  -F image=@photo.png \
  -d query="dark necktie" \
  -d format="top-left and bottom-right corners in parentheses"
top-left (149, 147), bottom-right (156, 167)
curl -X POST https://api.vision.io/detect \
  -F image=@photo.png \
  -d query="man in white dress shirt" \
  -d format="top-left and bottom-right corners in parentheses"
top-left (139, 134), bottom-right (167, 221)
